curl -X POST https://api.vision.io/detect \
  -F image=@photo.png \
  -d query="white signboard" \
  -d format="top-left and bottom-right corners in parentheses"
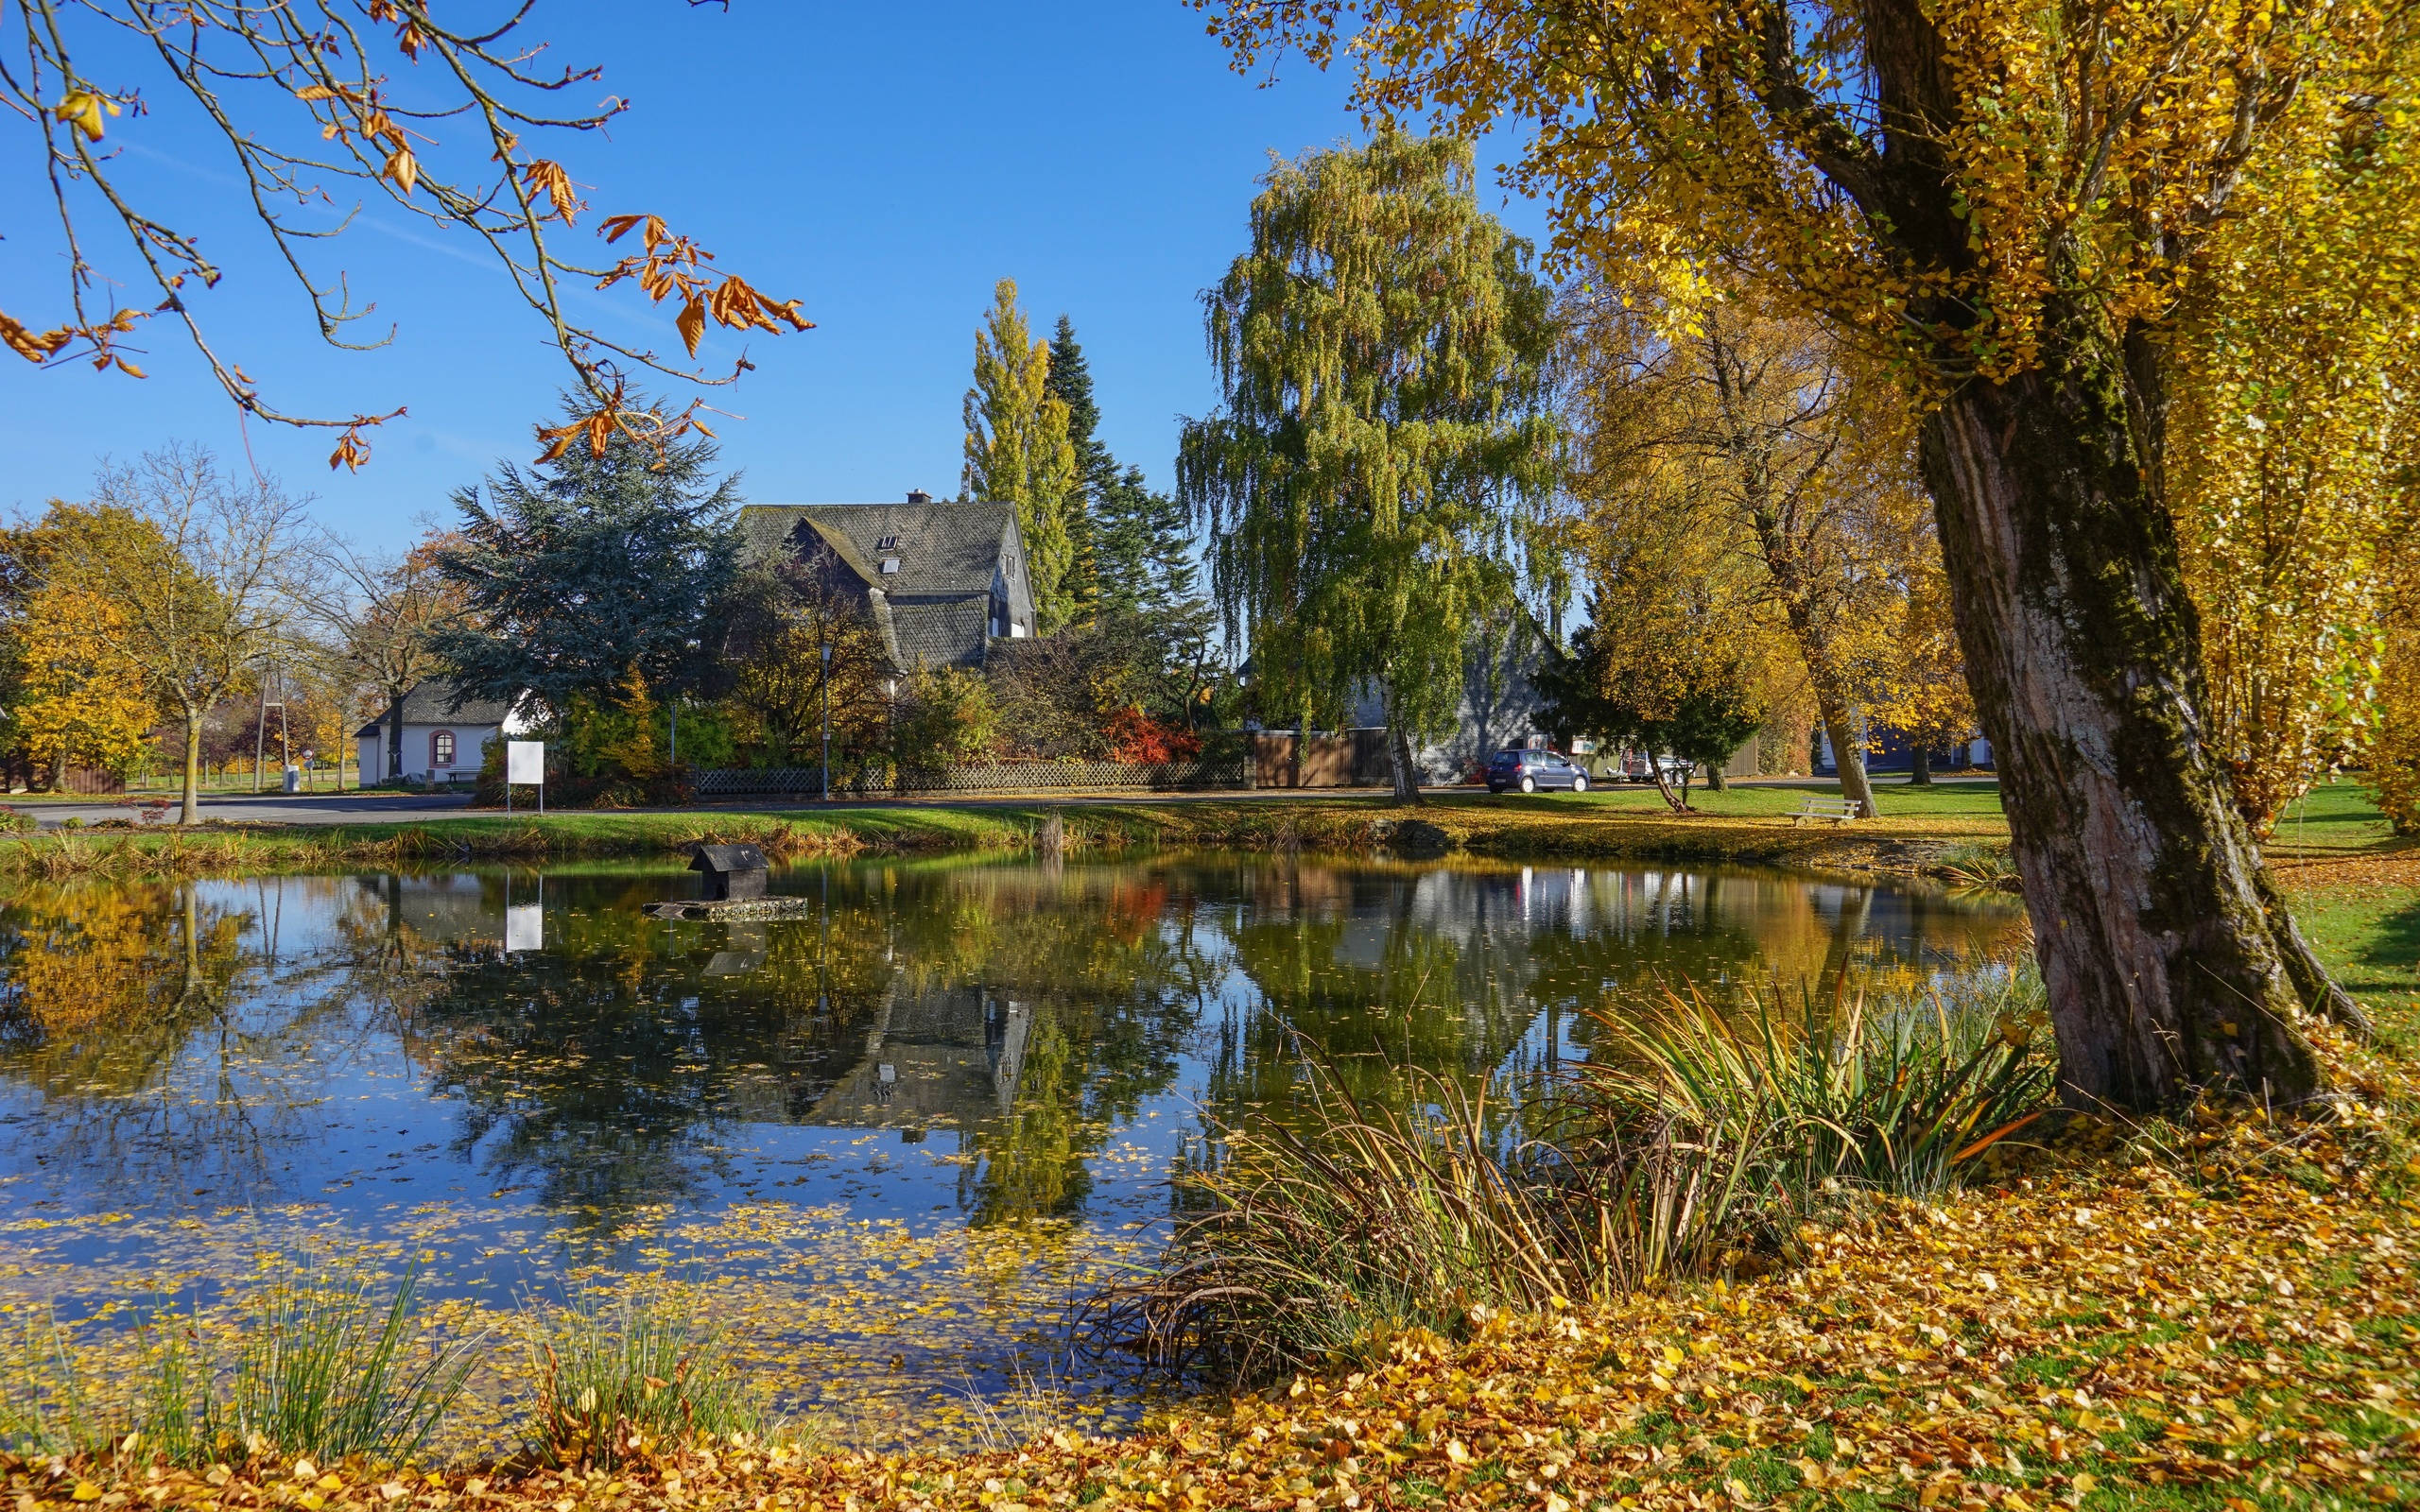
top-left (507, 740), bottom-right (544, 784)
top-left (505, 903), bottom-right (544, 954)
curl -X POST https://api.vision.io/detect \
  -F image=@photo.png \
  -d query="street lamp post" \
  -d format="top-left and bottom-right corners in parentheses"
top-left (821, 639), bottom-right (833, 802)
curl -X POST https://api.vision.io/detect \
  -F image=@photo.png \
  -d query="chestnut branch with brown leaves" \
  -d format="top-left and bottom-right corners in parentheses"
top-left (0, 0), bottom-right (812, 471)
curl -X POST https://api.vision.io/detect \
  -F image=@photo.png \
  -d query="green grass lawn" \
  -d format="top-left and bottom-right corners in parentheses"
top-left (1464, 773), bottom-right (2012, 821)
top-left (2269, 773), bottom-right (2409, 855)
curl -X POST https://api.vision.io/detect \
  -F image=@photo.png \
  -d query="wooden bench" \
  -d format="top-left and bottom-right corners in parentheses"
top-left (1790, 796), bottom-right (1862, 826)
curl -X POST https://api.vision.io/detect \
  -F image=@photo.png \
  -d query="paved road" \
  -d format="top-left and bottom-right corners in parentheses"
top-left (9, 772), bottom-right (1945, 829)
top-left (13, 792), bottom-right (480, 827)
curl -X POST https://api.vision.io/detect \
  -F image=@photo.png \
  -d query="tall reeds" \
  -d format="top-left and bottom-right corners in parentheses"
top-left (0, 1263), bottom-right (476, 1468)
top-left (1080, 1067), bottom-right (1616, 1380)
top-left (1082, 967), bottom-right (2052, 1380)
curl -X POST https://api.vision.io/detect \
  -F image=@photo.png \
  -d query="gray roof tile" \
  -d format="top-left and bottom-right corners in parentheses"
top-left (741, 503), bottom-right (1015, 600)
top-left (355, 681), bottom-right (514, 736)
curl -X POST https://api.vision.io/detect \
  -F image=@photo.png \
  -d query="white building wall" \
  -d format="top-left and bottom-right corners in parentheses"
top-left (358, 723), bottom-right (502, 784)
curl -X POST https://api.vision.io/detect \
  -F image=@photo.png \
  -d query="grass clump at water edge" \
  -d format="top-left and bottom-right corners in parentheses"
top-left (0, 1261), bottom-right (476, 1469)
top-left (1081, 966), bottom-right (2054, 1381)
top-left (524, 1289), bottom-right (775, 1469)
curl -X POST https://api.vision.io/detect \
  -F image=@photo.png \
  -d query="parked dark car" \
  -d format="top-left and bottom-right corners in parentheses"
top-left (1485, 748), bottom-right (1590, 794)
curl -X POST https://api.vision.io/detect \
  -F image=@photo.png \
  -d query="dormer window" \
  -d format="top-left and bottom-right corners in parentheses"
top-left (876, 533), bottom-right (900, 551)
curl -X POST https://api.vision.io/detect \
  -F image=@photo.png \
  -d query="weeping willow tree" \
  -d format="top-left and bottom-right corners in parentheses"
top-left (1177, 133), bottom-right (1561, 803)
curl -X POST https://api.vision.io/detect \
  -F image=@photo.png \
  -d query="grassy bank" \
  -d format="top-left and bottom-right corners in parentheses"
top-left (0, 779), bottom-right (2020, 878)
top-left (6, 776), bottom-right (2377, 908)
top-left (9, 1031), bottom-right (2408, 1509)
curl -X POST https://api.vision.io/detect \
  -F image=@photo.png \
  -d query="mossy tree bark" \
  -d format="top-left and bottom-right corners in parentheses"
top-left (1918, 317), bottom-right (2341, 1109)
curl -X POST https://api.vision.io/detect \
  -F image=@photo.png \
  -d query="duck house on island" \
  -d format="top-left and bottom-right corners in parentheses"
top-left (688, 843), bottom-right (769, 901)
top-left (643, 843), bottom-right (823, 919)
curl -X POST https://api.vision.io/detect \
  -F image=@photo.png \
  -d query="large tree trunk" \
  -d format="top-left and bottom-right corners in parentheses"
top-left (1919, 322), bottom-right (2343, 1111)
top-left (1812, 689), bottom-right (1877, 817)
top-left (1909, 745), bottom-right (1932, 786)
top-left (180, 713), bottom-right (202, 826)
top-left (1381, 682), bottom-right (1425, 806)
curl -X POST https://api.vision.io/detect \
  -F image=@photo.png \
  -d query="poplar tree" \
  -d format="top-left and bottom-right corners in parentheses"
top-left (962, 281), bottom-right (1081, 632)
top-left (1178, 133), bottom-right (1560, 804)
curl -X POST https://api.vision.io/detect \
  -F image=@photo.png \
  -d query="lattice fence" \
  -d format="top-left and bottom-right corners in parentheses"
top-left (693, 758), bottom-right (1250, 798)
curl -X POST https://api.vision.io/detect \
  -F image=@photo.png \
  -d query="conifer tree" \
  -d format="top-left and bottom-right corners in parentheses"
top-left (1045, 316), bottom-right (1208, 627)
top-left (1045, 315), bottom-right (1111, 615)
top-left (433, 404), bottom-right (741, 714)
top-left (962, 281), bottom-right (1080, 632)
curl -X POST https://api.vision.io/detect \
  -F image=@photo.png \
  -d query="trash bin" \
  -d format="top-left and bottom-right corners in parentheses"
top-left (283, 765), bottom-right (301, 795)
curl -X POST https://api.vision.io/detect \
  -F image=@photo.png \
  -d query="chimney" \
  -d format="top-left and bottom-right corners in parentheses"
top-left (905, 489), bottom-right (933, 504)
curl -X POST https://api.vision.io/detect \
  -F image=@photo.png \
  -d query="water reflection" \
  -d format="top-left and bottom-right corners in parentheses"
top-left (0, 855), bottom-right (2020, 1440)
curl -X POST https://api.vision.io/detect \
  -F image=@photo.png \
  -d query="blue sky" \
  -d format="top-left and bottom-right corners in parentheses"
top-left (1, 2), bottom-right (1548, 553)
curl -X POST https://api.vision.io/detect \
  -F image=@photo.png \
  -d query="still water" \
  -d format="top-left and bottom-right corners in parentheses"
top-left (0, 855), bottom-right (2020, 1448)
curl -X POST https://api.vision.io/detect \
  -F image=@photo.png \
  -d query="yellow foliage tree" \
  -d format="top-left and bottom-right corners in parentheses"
top-left (50, 447), bottom-right (306, 824)
top-left (962, 280), bottom-right (1082, 633)
top-left (1, 505), bottom-right (153, 785)
top-left (1562, 282), bottom-right (1928, 815)
top-left (2171, 130), bottom-right (2419, 839)
top-left (1867, 566), bottom-right (1980, 788)
top-left (1197, 0), bottom-right (2403, 1105)
top-left (2374, 553), bottom-right (2420, 838)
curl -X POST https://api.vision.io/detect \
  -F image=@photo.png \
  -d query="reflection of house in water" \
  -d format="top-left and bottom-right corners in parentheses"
top-left (356, 872), bottom-right (509, 945)
top-left (722, 984), bottom-right (1035, 1133)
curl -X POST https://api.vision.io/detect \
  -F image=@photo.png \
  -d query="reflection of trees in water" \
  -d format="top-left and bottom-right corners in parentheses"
top-left (390, 864), bottom-right (1226, 1228)
top-left (0, 858), bottom-right (2024, 1234)
top-left (0, 877), bottom-right (378, 1198)
top-left (906, 866), bottom-right (1221, 1227)
top-left (1198, 863), bottom-right (2026, 1143)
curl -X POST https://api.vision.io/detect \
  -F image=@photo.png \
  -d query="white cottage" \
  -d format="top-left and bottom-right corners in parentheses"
top-left (355, 681), bottom-right (522, 785)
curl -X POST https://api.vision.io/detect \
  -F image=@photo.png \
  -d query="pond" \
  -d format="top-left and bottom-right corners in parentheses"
top-left (0, 854), bottom-right (2023, 1452)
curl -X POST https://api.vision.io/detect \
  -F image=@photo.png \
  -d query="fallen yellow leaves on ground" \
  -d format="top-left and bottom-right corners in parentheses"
top-left (11, 1023), bottom-right (2412, 1510)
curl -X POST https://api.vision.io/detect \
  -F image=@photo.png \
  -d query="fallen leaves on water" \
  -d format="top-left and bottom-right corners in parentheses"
top-left (11, 1029), bottom-right (2414, 1508)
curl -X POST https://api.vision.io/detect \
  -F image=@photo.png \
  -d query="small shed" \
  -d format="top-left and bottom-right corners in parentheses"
top-left (687, 842), bottom-right (769, 901)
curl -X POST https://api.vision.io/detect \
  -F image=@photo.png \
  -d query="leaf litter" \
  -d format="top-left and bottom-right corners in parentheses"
top-left (8, 1022), bottom-right (2413, 1509)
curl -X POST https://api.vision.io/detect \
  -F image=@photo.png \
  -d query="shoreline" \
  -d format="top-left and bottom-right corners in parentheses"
top-left (0, 793), bottom-right (2018, 881)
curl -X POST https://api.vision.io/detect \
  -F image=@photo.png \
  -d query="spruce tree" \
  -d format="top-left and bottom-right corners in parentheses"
top-left (1046, 315), bottom-right (1115, 496)
top-left (1046, 317), bottom-right (1207, 627)
top-left (1045, 315), bottom-right (1109, 614)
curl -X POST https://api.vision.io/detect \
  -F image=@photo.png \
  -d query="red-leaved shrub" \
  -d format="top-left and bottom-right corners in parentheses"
top-left (1103, 706), bottom-right (1203, 764)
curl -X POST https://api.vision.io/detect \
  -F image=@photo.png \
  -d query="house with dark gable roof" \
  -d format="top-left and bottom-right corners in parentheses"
top-left (736, 493), bottom-right (1039, 671)
top-left (355, 680), bottom-right (526, 784)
